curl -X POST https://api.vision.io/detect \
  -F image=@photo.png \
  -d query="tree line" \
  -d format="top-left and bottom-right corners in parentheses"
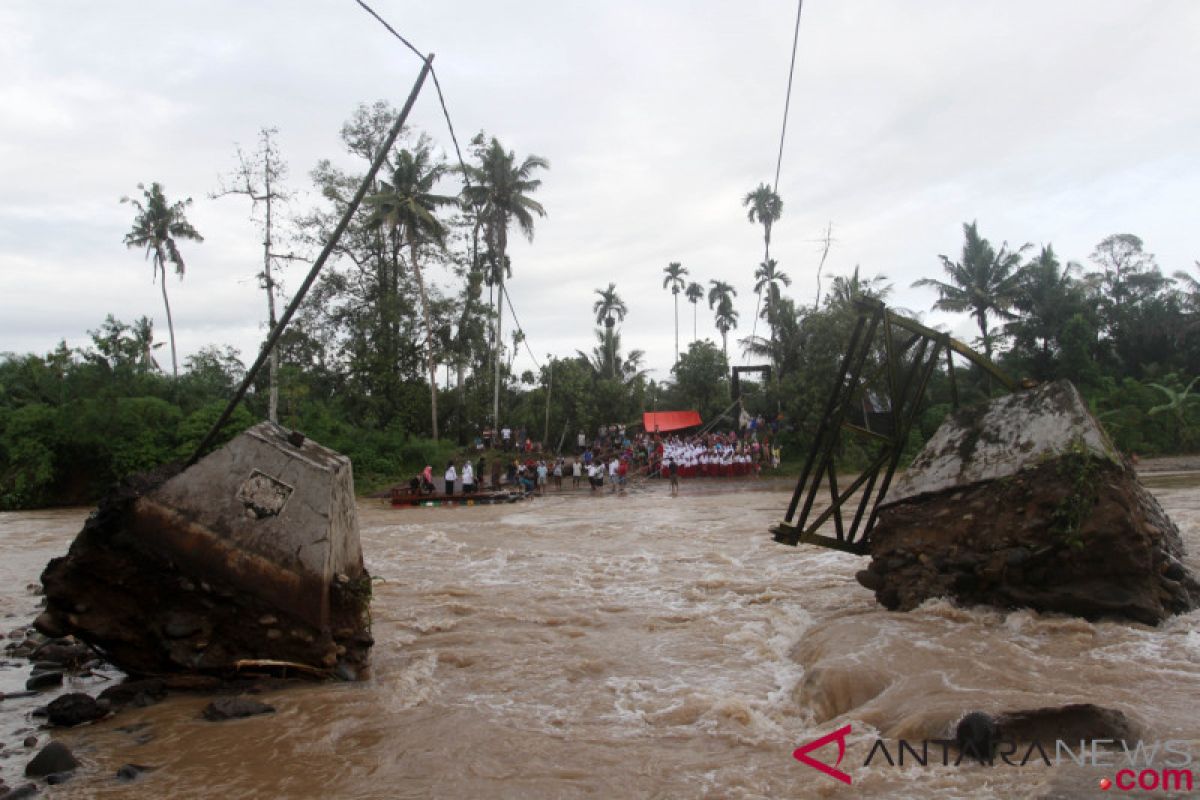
top-left (734, 217), bottom-right (1200, 466)
top-left (1, 100), bottom-right (1197, 509)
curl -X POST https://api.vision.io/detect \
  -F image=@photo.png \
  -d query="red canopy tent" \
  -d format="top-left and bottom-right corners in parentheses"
top-left (642, 410), bottom-right (702, 433)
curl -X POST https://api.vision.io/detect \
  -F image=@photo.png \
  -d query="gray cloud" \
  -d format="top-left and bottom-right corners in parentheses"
top-left (2, 0), bottom-right (1197, 381)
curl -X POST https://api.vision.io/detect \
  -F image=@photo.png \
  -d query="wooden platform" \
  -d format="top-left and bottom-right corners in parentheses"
top-left (389, 487), bottom-right (527, 508)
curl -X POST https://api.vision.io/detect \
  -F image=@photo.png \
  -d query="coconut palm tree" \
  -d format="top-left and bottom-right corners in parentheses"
top-left (714, 296), bottom-right (739, 359)
top-left (461, 136), bottom-right (549, 427)
top-left (365, 144), bottom-right (457, 440)
top-left (662, 261), bottom-right (688, 365)
top-left (753, 258), bottom-right (791, 363)
top-left (1004, 246), bottom-right (1085, 372)
top-left (743, 183), bottom-right (783, 342)
top-left (507, 328), bottom-right (525, 373)
top-left (121, 182), bottom-right (203, 380)
top-left (912, 221), bottom-right (1029, 359)
top-left (827, 265), bottom-right (892, 309)
top-left (739, 296), bottom-right (803, 378)
top-left (707, 280), bottom-right (737, 313)
top-left (743, 183), bottom-right (783, 260)
top-left (593, 282), bottom-right (627, 378)
top-left (578, 329), bottom-right (647, 384)
top-left (685, 281), bottom-right (704, 342)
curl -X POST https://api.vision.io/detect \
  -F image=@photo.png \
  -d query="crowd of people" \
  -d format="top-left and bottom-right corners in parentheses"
top-left (414, 422), bottom-right (781, 498)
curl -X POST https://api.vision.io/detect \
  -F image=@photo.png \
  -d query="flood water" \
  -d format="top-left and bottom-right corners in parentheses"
top-left (1, 474), bottom-right (1198, 799)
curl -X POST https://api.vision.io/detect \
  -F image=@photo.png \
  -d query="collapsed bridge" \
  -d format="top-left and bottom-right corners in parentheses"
top-left (770, 299), bottom-right (1199, 624)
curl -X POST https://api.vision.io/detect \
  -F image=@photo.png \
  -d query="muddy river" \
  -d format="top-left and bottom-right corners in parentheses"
top-left (1, 475), bottom-right (1198, 798)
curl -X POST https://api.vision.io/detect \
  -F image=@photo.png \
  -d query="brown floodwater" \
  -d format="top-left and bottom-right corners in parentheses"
top-left (0, 474), bottom-right (1198, 799)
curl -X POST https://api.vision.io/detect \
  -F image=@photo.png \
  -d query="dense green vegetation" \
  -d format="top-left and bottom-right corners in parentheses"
top-left (739, 227), bottom-right (1200, 465)
top-left (1, 99), bottom-right (1197, 510)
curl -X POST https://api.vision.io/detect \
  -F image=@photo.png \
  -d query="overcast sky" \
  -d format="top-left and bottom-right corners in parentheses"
top-left (2, 1), bottom-right (1198, 384)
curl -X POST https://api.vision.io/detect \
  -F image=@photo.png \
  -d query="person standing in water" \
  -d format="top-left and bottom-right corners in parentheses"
top-left (668, 458), bottom-right (679, 497)
top-left (444, 461), bottom-right (457, 496)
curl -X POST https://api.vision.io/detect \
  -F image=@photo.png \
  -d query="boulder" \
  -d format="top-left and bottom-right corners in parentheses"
top-left (858, 380), bottom-right (1200, 624)
top-left (954, 704), bottom-right (1135, 762)
top-left (46, 693), bottom-right (106, 727)
top-left (201, 697), bottom-right (275, 721)
top-left (25, 741), bottom-right (77, 777)
top-left (24, 671), bottom-right (62, 691)
top-left (37, 422), bottom-right (372, 677)
top-left (31, 641), bottom-right (91, 668)
top-left (995, 703), bottom-right (1135, 743)
top-left (98, 678), bottom-right (167, 708)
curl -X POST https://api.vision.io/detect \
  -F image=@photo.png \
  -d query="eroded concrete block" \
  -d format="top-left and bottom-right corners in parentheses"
top-left (858, 380), bottom-right (1199, 624)
top-left (132, 422), bottom-right (362, 630)
top-left (889, 380), bottom-right (1119, 503)
top-left (39, 422), bottom-right (372, 677)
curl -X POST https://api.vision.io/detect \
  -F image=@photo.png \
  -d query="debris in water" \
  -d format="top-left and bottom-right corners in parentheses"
top-left (36, 421), bottom-right (373, 678)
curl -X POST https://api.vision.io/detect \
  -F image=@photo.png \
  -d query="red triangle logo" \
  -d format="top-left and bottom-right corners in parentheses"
top-left (793, 724), bottom-right (853, 785)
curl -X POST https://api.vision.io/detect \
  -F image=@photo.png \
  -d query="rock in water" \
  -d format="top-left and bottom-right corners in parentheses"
top-left (995, 703), bottom-right (1135, 743)
top-left (858, 380), bottom-right (1200, 624)
top-left (954, 712), bottom-right (997, 764)
top-left (37, 422), bottom-right (372, 677)
top-left (98, 678), bottom-right (167, 708)
top-left (24, 671), bottom-right (62, 691)
top-left (25, 741), bottom-right (77, 777)
top-left (1, 785), bottom-right (39, 800)
top-left (46, 693), bottom-right (106, 727)
top-left (201, 697), bottom-right (275, 721)
top-left (116, 764), bottom-right (153, 782)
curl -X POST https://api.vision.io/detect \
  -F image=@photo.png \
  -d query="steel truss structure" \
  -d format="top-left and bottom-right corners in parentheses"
top-left (770, 299), bottom-right (1017, 554)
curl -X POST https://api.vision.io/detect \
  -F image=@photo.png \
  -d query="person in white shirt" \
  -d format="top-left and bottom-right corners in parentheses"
top-left (501, 426), bottom-right (512, 450)
top-left (571, 459), bottom-right (582, 488)
top-left (461, 461), bottom-right (475, 494)
top-left (608, 457), bottom-right (619, 493)
top-left (444, 461), bottom-right (458, 496)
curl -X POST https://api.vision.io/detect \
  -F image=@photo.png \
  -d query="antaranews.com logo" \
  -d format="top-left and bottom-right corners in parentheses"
top-left (793, 724), bottom-right (1196, 792)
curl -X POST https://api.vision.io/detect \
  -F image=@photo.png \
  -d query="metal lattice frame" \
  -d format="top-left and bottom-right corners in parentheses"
top-left (770, 299), bottom-right (1017, 554)
top-left (732, 364), bottom-right (772, 417)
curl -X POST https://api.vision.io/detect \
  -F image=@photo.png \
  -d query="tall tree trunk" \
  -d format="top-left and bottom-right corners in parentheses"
top-left (156, 253), bottom-right (179, 379)
top-left (751, 290), bottom-right (762, 351)
top-left (263, 163), bottom-right (278, 423)
top-left (411, 240), bottom-right (439, 441)
top-left (977, 310), bottom-right (991, 360)
top-left (492, 224), bottom-right (507, 429)
top-left (693, 302), bottom-right (697, 342)
top-left (673, 291), bottom-right (679, 365)
top-left (749, 224), bottom-right (770, 348)
top-left (768, 290), bottom-right (776, 371)
top-left (978, 309), bottom-right (993, 395)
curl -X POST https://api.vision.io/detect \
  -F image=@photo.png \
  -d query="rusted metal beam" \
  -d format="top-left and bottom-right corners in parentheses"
top-left (774, 300), bottom-right (1017, 553)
